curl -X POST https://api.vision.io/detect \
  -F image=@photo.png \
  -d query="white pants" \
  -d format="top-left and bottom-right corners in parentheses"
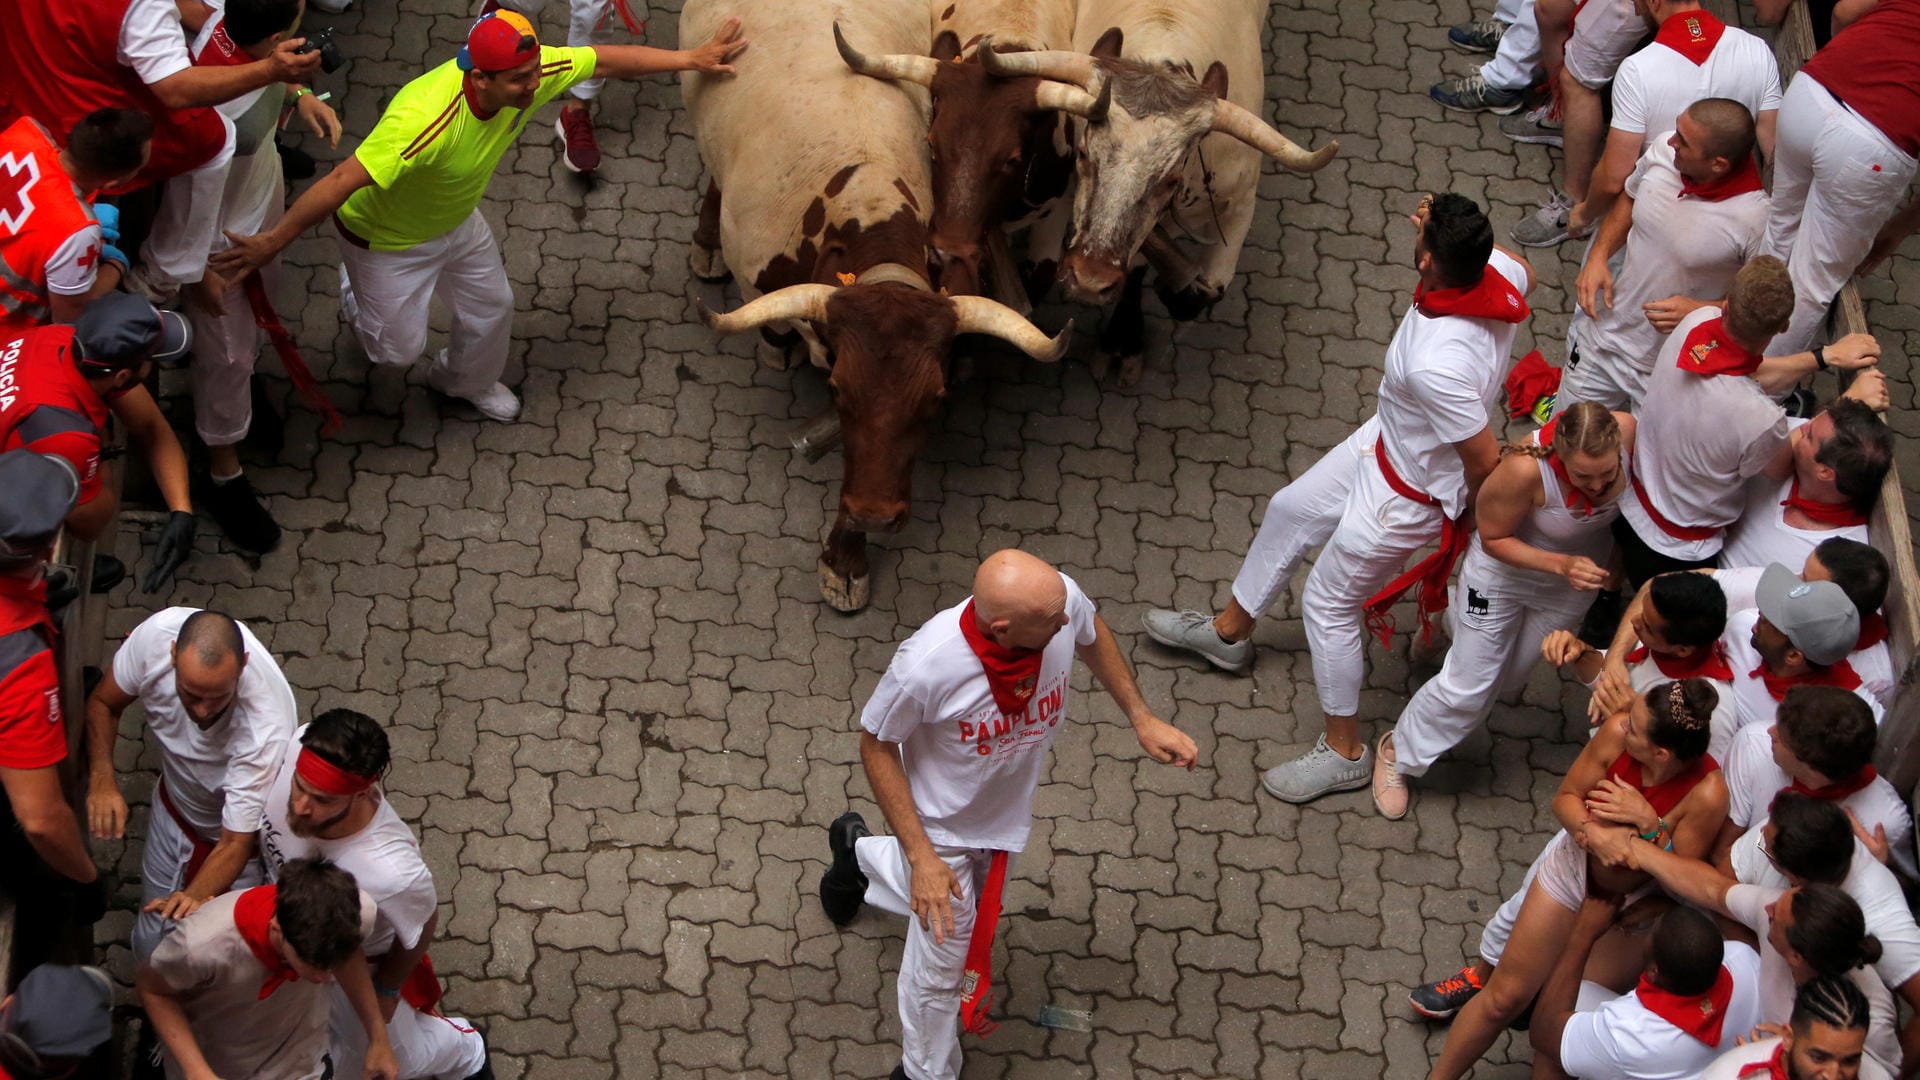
top-left (1230, 419), bottom-right (1376, 620)
top-left (190, 146), bottom-right (285, 447)
top-left (328, 983), bottom-right (486, 1080)
top-left (1481, 0), bottom-right (1543, 92)
top-left (133, 800), bottom-right (266, 961)
top-left (1765, 74), bottom-right (1920, 353)
top-left (1551, 337), bottom-right (1640, 416)
top-left (139, 113), bottom-right (239, 286)
top-left (337, 210), bottom-right (514, 398)
top-left (1393, 563), bottom-right (1589, 776)
top-left (495, 0), bottom-right (627, 100)
top-left (857, 836), bottom-right (995, 1080)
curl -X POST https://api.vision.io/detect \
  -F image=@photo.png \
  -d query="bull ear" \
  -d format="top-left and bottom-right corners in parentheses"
top-left (950, 296), bottom-right (1073, 361)
top-left (932, 30), bottom-right (962, 62)
top-left (1200, 61), bottom-right (1228, 100)
top-left (1090, 27), bottom-right (1123, 58)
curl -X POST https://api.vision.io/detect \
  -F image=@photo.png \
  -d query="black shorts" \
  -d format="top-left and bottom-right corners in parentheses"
top-left (1612, 516), bottom-right (1719, 593)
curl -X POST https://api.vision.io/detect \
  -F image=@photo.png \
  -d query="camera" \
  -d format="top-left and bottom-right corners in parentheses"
top-left (296, 27), bottom-right (345, 74)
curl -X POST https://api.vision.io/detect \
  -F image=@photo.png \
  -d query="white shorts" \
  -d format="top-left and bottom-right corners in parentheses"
top-left (1564, 0), bottom-right (1649, 89)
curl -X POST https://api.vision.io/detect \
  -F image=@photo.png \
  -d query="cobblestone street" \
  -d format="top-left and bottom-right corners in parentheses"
top-left (89, 0), bottom-right (1920, 1076)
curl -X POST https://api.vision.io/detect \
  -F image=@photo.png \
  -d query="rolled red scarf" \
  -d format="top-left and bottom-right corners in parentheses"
top-left (1414, 266), bottom-right (1529, 323)
top-left (1635, 965), bottom-right (1734, 1046)
top-left (1737, 1042), bottom-right (1788, 1077)
top-left (1540, 416), bottom-right (1596, 518)
top-left (957, 600), bottom-right (1045, 719)
top-left (1679, 153), bottom-right (1764, 202)
top-left (1857, 612), bottom-right (1889, 650)
top-left (1780, 477), bottom-right (1869, 527)
top-left (1751, 659), bottom-right (1862, 702)
top-left (233, 885), bottom-right (299, 999)
top-left (295, 747), bottom-right (377, 797)
top-left (1787, 764), bottom-right (1878, 801)
top-left (1626, 642), bottom-right (1735, 682)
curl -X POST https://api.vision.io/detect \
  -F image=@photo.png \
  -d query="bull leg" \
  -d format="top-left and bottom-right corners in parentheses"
top-left (1094, 265), bottom-right (1148, 387)
top-left (690, 179), bottom-right (730, 283)
top-left (1155, 197), bottom-right (1256, 322)
top-left (819, 515), bottom-right (871, 613)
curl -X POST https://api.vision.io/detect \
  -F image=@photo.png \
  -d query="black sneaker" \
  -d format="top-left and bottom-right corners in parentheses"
top-left (204, 473), bottom-right (282, 554)
top-left (1576, 588), bottom-right (1624, 650)
top-left (889, 1066), bottom-right (910, 1080)
top-left (90, 554), bottom-right (127, 593)
top-left (1409, 963), bottom-right (1486, 1020)
top-left (819, 811), bottom-right (871, 926)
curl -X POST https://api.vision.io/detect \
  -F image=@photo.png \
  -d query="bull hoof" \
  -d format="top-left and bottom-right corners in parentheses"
top-left (757, 339), bottom-right (797, 371)
top-left (819, 560), bottom-right (870, 613)
top-left (689, 245), bottom-right (731, 283)
top-left (1090, 351), bottom-right (1143, 387)
top-left (1156, 282), bottom-right (1222, 322)
top-left (1115, 354), bottom-right (1144, 388)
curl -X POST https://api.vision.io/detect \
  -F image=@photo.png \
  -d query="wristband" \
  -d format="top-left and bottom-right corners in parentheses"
top-left (289, 86), bottom-right (313, 101)
top-left (1814, 345), bottom-right (1829, 372)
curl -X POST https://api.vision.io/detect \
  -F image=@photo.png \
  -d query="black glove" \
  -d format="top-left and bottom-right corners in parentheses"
top-left (143, 510), bottom-right (197, 593)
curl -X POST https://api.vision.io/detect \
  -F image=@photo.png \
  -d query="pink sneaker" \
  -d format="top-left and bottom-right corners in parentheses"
top-left (1372, 730), bottom-right (1411, 820)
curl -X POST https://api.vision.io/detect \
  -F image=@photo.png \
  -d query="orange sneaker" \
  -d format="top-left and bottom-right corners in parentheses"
top-left (1410, 964), bottom-right (1486, 1020)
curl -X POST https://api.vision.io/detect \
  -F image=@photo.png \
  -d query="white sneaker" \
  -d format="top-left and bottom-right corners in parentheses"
top-left (1261, 735), bottom-right (1373, 804)
top-left (428, 349), bottom-right (521, 420)
top-left (308, 0), bottom-right (351, 12)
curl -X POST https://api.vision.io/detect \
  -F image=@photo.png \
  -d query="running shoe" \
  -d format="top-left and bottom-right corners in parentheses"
top-left (1500, 100), bottom-right (1564, 147)
top-left (1448, 18), bottom-right (1507, 53)
top-left (1261, 735), bottom-right (1372, 803)
top-left (556, 108), bottom-right (601, 174)
top-left (1429, 73), bottom-right (1526, 114)
top-left (1410, 964), bottom-right (1486, 1020)
top-left (1372, 730), bottom-right (1411, 819)
top-left (1142, 608), bottom-right (1254, 673)
top-left (1511, 191), bottom-right (1593, 248)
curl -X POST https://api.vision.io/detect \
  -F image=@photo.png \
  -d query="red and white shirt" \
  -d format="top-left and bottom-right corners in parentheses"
top-left (1720, 607), bottom-right (1884, 735)
top-left (862, 573), bottom-right (1098, 853)
top-left (1558, 941), bottom-right (1763, 1080)
top-left (1720, 432), bottom-right (1869, 574)
top-left (1721, 722), bottom-right (1909, 853)
top-left (1611, 10), bottom-right (1782, 153)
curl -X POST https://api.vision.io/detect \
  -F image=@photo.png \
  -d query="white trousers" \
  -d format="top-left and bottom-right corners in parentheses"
top-left (328, 983), bottom-right (486, 1080)
top-left (1482, 0), bottom-right (1543, 92)
top-left (189, 146), bottom-right (285, 446)
top-left (1765, 74), bottom-right (1920, 353)
top-left (1551, 337), bottom-right (1640, 416)
top-left (495, 0), bottom-right (626, 100)
top-left (337, 210), bottom-right (515, 398)
top-left (139, 113), bottom-right (239, 286)
top-left (1393, 563), bottom-right (1589, 776)
top-left (132, 801), bottom-right (266, 961)
top-left (1230, 419), bottom-right (1376, 620)
top-left (856, 836), bottom-right (994, 1080)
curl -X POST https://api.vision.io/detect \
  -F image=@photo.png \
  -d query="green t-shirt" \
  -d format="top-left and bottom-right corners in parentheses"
top-left (336, 45), bottom-right (598, 250)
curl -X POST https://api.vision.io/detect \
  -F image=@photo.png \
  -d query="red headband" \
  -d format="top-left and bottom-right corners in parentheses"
top-left (296, 747), bottom-right (377, 797)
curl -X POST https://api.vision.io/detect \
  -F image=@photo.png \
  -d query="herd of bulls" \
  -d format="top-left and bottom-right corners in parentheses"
top-left (677, 0), bottom-right (1339, 612)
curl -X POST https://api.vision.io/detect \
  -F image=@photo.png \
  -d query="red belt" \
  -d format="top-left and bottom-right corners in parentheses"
top-left (157, 781), bottom-right (216, 885)
top-left (401, 955), bottom-right (444, 1012)
top-left (1627, 464), bottom-right (1720, 542)
top-left (1362, 438), bottom-right (1466, 649)
top-left (958, 851), bottom-right (1009, 1036)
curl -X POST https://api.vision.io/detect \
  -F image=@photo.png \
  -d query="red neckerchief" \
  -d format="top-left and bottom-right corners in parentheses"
top-left (1636, 966), bottom-right (1735, 1046)
top-left (1679, 153), bottom-right (1764, 201)
top-left (232, 885), bottom-right (299, 1000)
top-left (1538, 416), bottom-right (1598, 517)
top-left (957, 599), bottom-right (1046, 718)
top-left (1607, 751), bottom-right (1720, 816)
top-left (1627, 641), bottom-right (1735, 681)
top-left (1780, 477), bottom-right (1870, 527)
top-left (1675, 317), bottom-right (1762, 378)
top-left (0, 575), bottom-right (54, 640)
top-left (1737, 1042), bottom-right (1788, 1078)
top-left (1857, 612), bottom-right (1888, 650)
top-left (1750, 659), bottom-right (1863, 701)
top-left (1414, 266), bottom-right (1530, 324)
top-left (194, 20), bottom-right (252, 67)
top-left (1653, 8), bottom-right (1728, 65)
top-left (1788, 764), bottom-right (1878, 800)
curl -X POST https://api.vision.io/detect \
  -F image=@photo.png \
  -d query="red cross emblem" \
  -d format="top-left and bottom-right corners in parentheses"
top-left (0, 150), bottom-right (42, 234)
top-left (76, 243), bottom-right (100, 271)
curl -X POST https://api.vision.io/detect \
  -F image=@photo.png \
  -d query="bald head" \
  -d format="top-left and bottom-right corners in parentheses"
top-left (973, 550), bottom-right (1069, 650)
top-left (1685, 98), bottom-right (1757, 167)
top-left (177, 610), bottom-right (244, 668)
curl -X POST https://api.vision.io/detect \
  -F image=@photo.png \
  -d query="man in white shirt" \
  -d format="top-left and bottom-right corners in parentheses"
top-left (1810, 539), bottom-right (1897, 709)
top-left (258, 709), bottom-right (491, 1080)
top-left (1560, 100), bottom-right (1769, 412)
top-left (819, 549), bottom-right (1197, 1080)
top-left (1701, 976), bottom-right (1892, 1080)
top-left (1513, 0), bottom-right (1782, 247)
top-left (1141, 194), bottom-right (1531, 803)
top-left (1722, 400), bottom-right (1891, 572)
top-left (1717, 568), bottom-right (1878, 742)
top-left (82, 607), bottom-right (296, 959)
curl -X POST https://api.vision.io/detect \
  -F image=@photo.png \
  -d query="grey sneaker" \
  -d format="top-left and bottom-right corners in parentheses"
top-left (1261, 735), bottom-right (1373, 803)
top-left (1511, 192), bottom-right (1592, 248)
top-left (1142, 609), bottom-right (1253, 673)
top-left (1429, 73), bottom-right (1526, 114)
top-left (1500, 101), bottom-right (1564, 147)
top-left (1447, 18), bottom-right (1506, 53)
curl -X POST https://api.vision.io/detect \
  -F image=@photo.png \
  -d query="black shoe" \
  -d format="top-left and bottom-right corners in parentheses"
top-left (246, 374), bottom-right (286, 456)
top-left (459, 1062), bottom-right (494, 1080)
top-left (278, 139), bottom-right (317, 182)
top-left (204, 473), bottom-right (282, 554)
top-left (1575, 588), bottom-right (1623, 650)
top-left (889, 1066), bottom-right (909, 1080)
top-left (91, 554), bottom-right (127, 594)
top-left (819, 811), bottom-right (871, 926)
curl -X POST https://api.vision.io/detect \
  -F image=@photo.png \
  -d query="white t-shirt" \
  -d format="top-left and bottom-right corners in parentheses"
top-left (1730, 836), bottom-right (1920, 990)
top-left (1722, 722), bottom-right (1909, 847)
top-left (1626, 650), bottom-right (1739, 761)
top-left (258, 726), bottom-right (438, 957)
top-left (1558, 941), bottom-right (1763, 1080)
top-left (1701, 1035), bottom-right (1895, 1080)
top-left (111, 607), bottom-right (297, 837)
top-left (1624, 306), bottom-right (1789, 560)
top-left (1611, 19), bottom-right (1782, 150)
top-left (862, 574), bottom-right (1098, 853)
top-left (117, 0), bottom-right (194, 86)
top-left (1717, 566), bottom-right (1895, 710)
top-left (1723, 883), bottom-right (1902, 1074)
top-left (1721, 479), bottom-right (1869, 576)
top-left (1569, 135), bottom-right (1768, 380)
top-left (1374, 249), bottom-right (1529, 519)
top-left (1720, 608), bottom-right (1885, 735)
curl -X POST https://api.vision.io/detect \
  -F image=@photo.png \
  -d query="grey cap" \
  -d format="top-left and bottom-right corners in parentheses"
top-left (0, 451), bottom-right (80, 556)
top-left (73, 292), bottom-right (190, 370)
top-left (1757, 562), bottom-right (1861, 667)
top-left (4, 964), bottom-right (112, 1058)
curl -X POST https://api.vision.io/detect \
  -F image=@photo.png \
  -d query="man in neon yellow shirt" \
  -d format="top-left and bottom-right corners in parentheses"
top-left (214, 9), bottom-right (745, 421)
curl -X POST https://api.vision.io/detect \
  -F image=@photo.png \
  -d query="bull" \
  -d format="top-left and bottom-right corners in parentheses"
top-left (681, 0), bottom-right (1070, 613)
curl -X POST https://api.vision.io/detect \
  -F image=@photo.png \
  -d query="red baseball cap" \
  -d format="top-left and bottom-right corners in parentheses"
top-left (458, 9), bottom-right (539, 73)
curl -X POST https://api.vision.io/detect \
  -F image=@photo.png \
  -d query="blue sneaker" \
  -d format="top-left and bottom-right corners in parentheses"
top-left (1448, 18), bottom-right (1506, 53)
top-left (1429, 73), bottom-right (1526, 115)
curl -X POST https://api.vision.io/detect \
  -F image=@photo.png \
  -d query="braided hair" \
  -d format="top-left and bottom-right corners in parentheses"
top-left (1645, 678), bottom-right (1717, 762)
top-left (1791, 973), bottom-right (1871, 1036)
top-left (1502, 401), bottom-right (1621, 462)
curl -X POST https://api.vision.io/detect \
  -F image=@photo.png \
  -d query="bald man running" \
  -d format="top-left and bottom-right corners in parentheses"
top-left (819, 550), bottom-right (1197, 1080)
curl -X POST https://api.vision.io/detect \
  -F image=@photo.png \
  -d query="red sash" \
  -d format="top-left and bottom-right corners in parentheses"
top-left (243, 275), bottom-right (343, 436)
top-left (1679, 153), bottom-right (1764, 201)
top-left (401, 955), bottom-right (444, 1012)
top-left (157, 780), bottom-right (217, 885)
top-left (1788, 764), bottom-right (1878, 800)
top-left (1751, 659), bottom-right (1862, 702)
top-left (957, 599), bottom-right (1046, 719)
top-left (232, 885), bottom-right (299, 999)
top-left (1653, 9), bottom-right (1728, 65)
top-left (1780, 477), bottom-right (1869, 527)
top-left (1414, 267), bottom-right (1529, 323)
top-left (1737, 1042), bottom-right (1788, 1077)
top-left (1675, 317), bottom-right (1762, 378)
top-left (1857, 613), bottom-right (1888, 650)
top-left (1607, 751), bottom-right (1720, 816)
top-left (1361, 438), bottom-right (1466, 649)
top-left (1635, 965), bottom-right (1734, 1046)
top-left (1627, 641), bottom-right (1735, 682)
top-left (1628, 464), bottom-right (1721, 542)
top-left (957, 851), bottom-right (1008, 1036)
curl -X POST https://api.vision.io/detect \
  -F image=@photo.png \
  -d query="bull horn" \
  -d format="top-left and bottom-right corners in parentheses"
top-left (834, 22), bottom-right (938, 86)
top-left (977, 43), bottom-right (1099, 90)
top-left (697, 285), bottom-right (836, 336)
top-left (950, 296), bottom-right (1072, 362)
top-left (1034, 74), bottom-right (1111, 122)
top-left (1210, 99), bottom-right (1339, 173)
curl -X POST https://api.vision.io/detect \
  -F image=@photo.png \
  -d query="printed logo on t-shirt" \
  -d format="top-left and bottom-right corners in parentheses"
top-left (956, 683), bottom-right (1065, 757)
top-left (0, 335), bottom-right (24, 410)
top-left (43, 686), bottom-right (59, 726)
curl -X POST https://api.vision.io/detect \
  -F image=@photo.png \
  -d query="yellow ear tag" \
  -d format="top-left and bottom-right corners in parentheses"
top-left (836, 272), bottom-right (857, 285)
